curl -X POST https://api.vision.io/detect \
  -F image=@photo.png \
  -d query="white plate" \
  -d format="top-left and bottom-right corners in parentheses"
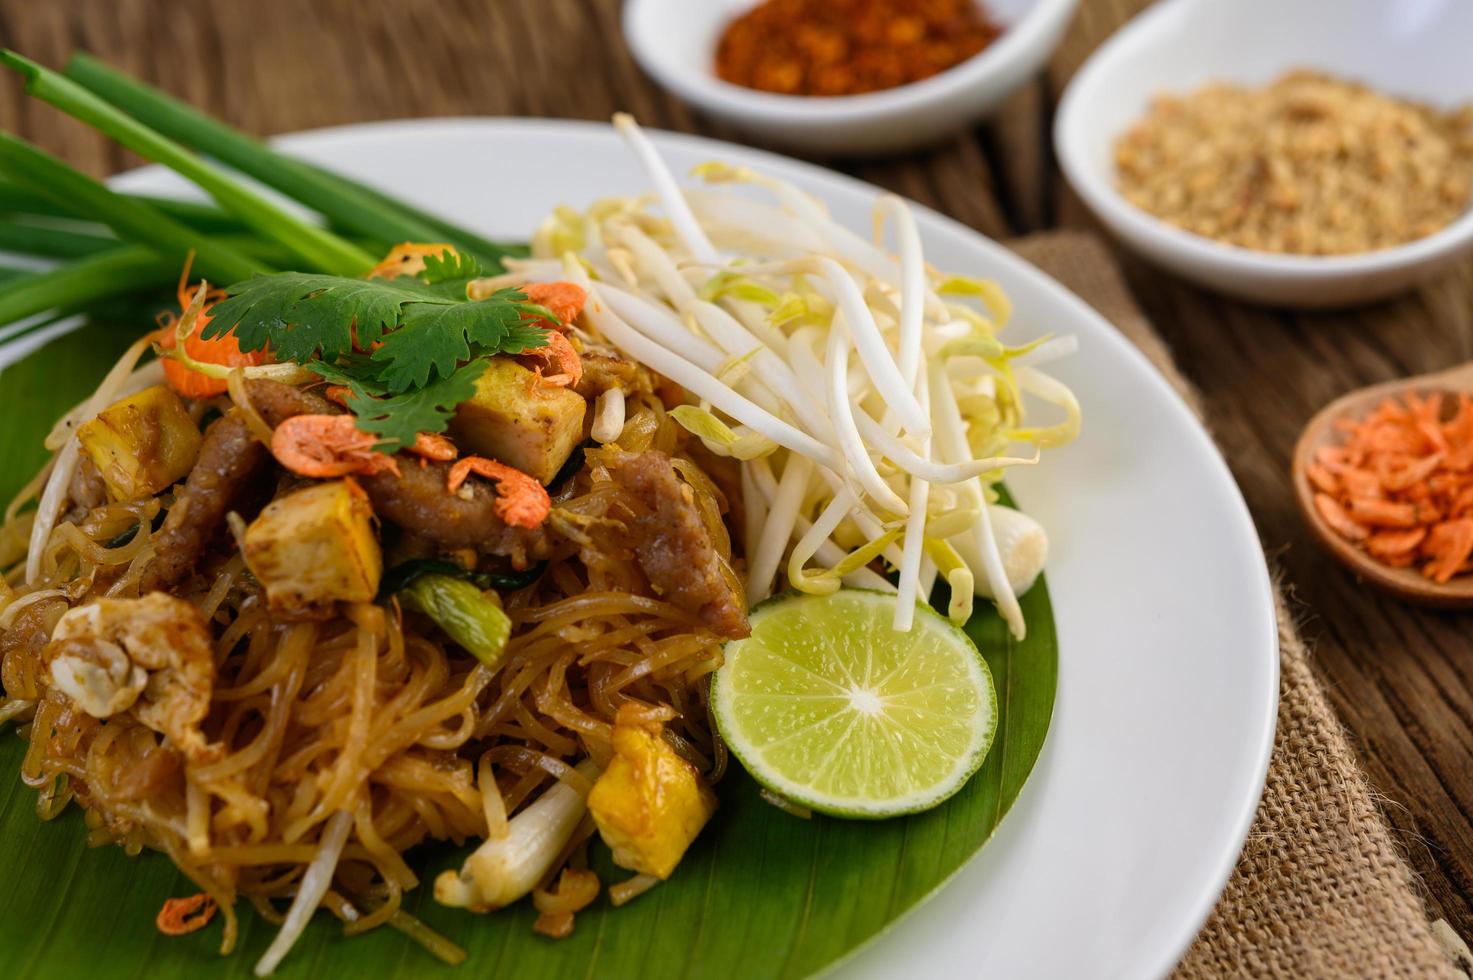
top-left (30, 120), bottom-right (1277, 979)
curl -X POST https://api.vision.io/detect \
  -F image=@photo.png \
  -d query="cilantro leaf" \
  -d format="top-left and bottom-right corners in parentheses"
top-left (498, 320), bottom-right (560, 354)
top-left (206, 272), bottom-right (552, 390)
top-left (211, 257), bottom-right (564, 457)
top-left (345, 361), bottom-right (488, 449)
top-left (420, 248), bottom-right (483, 283)
top-left (305, 355), bottom-right (387, 396)
top-left (204, 273), bottom-right (436, 363)
top-left (372, 292), bottom-right (551, 390)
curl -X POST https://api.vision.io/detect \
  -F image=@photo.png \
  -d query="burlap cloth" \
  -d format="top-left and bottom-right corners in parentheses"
top-left (1011, 231), bottom-right (1467, 979)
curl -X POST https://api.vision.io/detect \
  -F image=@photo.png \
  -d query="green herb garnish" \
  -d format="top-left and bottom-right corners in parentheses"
top-left (62, 51), bottom-right (525, 269)
top-left (205, 249), bottom-right (555, 449)
top-left (310, 359), bottom-right (488, 450)
top-left (0, 50), bottom-right (370, 277)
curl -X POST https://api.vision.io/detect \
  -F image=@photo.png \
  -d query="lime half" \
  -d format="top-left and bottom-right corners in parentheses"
top-left (712, 590), bottom-right (996, 818)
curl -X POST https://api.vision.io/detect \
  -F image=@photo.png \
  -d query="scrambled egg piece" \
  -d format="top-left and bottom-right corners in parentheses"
top-left (587, 706), bottom-right (717, 880)
top-left (46, 592), bottom-right (216, 760)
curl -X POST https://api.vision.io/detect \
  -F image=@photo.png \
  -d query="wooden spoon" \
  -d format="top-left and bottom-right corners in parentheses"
top-left (1292, 362), bottom-right (1473, 608)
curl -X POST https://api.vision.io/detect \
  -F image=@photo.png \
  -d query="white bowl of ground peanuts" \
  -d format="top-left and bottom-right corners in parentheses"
top-left (1056, 0), bottom-right (1473, 308)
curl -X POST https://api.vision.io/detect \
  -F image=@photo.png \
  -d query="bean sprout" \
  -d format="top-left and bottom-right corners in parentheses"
top-left (539, 116), bottom-right (1080, 633)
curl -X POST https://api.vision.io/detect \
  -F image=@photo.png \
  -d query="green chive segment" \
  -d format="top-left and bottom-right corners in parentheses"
top-left (63, 52), bottom-right (521, 268)
top-left (1, 50), bottom-right (374, 276)
top-left (0, 133), bottom-right (265, 283)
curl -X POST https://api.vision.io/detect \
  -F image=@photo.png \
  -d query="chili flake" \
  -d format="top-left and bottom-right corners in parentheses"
top-left (714, 0), bottom-right (1003, 98)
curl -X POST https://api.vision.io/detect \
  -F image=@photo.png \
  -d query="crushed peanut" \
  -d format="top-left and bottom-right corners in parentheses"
top-left (1114, 70), bottom-right (1473, 255)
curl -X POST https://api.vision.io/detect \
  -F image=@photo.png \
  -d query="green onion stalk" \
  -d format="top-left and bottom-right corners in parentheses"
top-left (398, 574), bottom-right (513, 667)
top-left (0, 220), bottom-right (118, 259)
top-left (0, 245), bottom-right (176, 331)
top-left (63, 52), bottom-right (523, 269)
top-left (0, 134), bottom-right (267, 284)
top-left (299, 162), bottom-right (530, 266)
top-left (0, 178), bottom-right (250, 234)
top-left (1, 51), bottom-right (374, 276)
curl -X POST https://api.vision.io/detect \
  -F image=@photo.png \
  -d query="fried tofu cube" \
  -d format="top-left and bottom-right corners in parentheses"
top-left (449, 356), bottom-right (585, 485)
top-left (76, 385), bottom-right (202, 501)
top-left (243, 480), bottom-right (381, 613)
top-left (587, 707), bottom-right (717, 879)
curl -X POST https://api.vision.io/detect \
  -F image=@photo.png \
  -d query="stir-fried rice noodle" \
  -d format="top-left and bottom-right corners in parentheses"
top-left (0, 385), bottom-right (729, 967)
top-left (0, 117), bottom-right (1075, 974)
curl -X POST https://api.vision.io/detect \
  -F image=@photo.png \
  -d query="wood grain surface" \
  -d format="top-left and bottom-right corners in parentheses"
top-left (3, 0), bottom-right (1471, 952)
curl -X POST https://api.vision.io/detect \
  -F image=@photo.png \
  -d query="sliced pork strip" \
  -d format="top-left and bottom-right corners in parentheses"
top-left (142, 411), bottom-right (269, 591)
top-left (67, 457), bottom-right (109, 512)
top-left (148, 377), bottom-right (552, 586)
top-left (358, 462), bottom-right (550, 563)
top-left (601, 450), bottom-right (749, 638)
top-left (243, 378), bottom-right (333, 425)
top-left (241, 378), bottom-right (550, 559)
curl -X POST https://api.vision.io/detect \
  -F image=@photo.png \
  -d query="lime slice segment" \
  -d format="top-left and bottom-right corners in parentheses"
top-left (712, 589), bottom-right (997, 818)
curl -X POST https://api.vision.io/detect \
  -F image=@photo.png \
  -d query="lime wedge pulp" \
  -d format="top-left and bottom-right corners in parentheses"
top-left (712, 590), bottom-right (997, 818)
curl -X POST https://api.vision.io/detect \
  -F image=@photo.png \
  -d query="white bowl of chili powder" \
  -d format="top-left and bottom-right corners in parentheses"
top-left (1056, 0), bottom-right (1473, 308)
top-left (623, 0), bottom-right (1080, 156)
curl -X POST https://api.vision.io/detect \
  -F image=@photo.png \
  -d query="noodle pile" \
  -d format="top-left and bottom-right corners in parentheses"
top-left (0, 365), bottom-right (731, 964)
top-left (0, 113), bottom-right (1065, 974)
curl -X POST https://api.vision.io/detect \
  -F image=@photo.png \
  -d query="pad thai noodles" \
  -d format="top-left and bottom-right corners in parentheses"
top-left (0, 116), bottom-right (1076, 973)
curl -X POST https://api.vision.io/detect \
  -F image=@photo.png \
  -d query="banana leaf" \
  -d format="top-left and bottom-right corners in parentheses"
top-left (0, 321), bottom-right (1057, 979)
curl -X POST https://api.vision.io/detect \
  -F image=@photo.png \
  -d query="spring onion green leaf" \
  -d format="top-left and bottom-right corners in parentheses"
top-left (1, 51), bottom-right (373, 276)
top-left (379, 559), bottom-right (471, 597)
top-left (399, 573), bottom-right (513, 667)
top-left (0, 245), bottom-right (175, 328)
top-left (100, 510), bottom-right (164, 551)
top-left (63, 52), bottom-right (524, 268)
top-left (304, 162), bottom-right (531, 265)
top-left (481, 563), bottom-right (548, 592)
top-left (0, 178), bottom-right (250, 233)
top-left (0, 221), bottom-right (116, 259)
top-left (103, 524), bottom-right (141, 550)
top-left (209, 267), bottom-right (551, 389)
top-left (0, 134), bottom-right (266, 283)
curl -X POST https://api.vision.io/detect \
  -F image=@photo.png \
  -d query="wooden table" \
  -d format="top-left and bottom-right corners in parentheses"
top-left (5, 0), bottom-right (1472, 949)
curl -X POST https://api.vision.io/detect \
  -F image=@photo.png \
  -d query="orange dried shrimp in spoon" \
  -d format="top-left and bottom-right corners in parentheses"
top-left (1310, 391), bottom-right (1473, 583)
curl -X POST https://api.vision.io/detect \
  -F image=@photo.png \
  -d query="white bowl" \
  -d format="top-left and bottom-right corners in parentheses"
top-left (1055, 0), bottom-right (1473, 308)
top-left (623, 0), bottom-right (1079, 155)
